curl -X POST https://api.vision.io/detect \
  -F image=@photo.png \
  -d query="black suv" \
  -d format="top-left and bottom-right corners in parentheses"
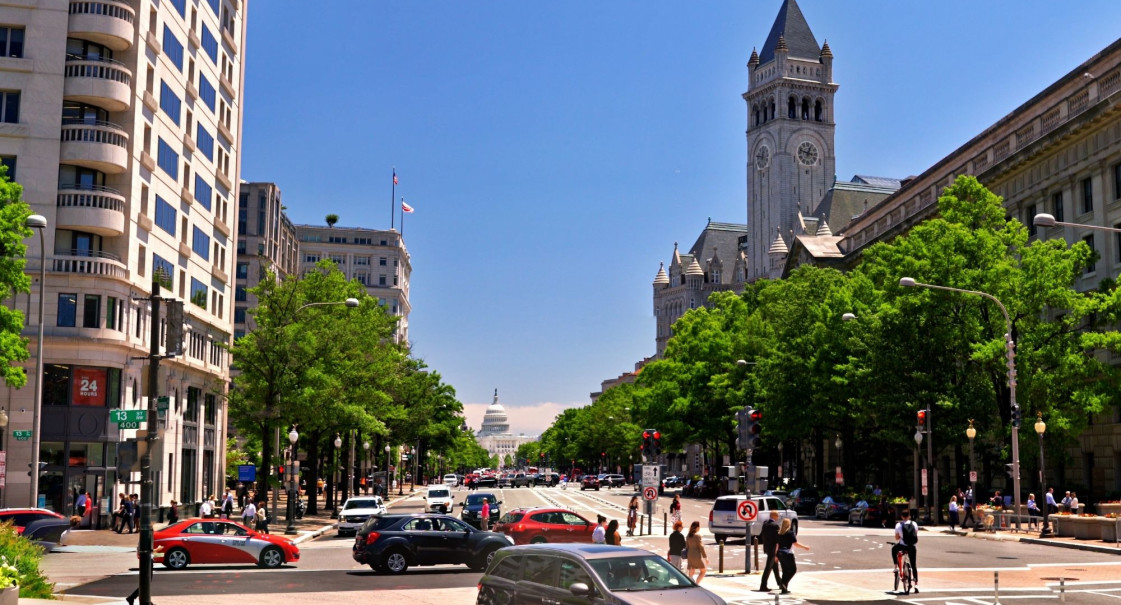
top-left (460, 492), bottom-right (502, 529)
top-left (352, 513), bottom-right (513, 574)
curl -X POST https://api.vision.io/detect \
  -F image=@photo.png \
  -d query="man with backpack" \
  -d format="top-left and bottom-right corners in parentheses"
top-left (892, 509), bottom-right (919, 592)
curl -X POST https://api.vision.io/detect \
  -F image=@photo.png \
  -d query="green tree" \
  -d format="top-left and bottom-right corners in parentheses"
top-left (0, 167), bottom-right (32, 388)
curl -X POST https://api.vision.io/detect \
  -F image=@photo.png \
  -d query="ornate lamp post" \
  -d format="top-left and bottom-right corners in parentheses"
top-left (1035, 413), bottom-right (1050, 536)
top-left (834, 435), bottom-right (843, 487)
top-left (385, 445), bottom-right (392, 497)
top-left (331, 434), bottom-right (342, 518)
top-left (363, 441), bottom-right (370, 494)
top-left (285, 427), bottom-right (299, 535)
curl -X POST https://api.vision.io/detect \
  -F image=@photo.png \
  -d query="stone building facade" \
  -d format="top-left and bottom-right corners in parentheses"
top-left (476, 390), bottom-right (535, 465)
top-left (233, 182), bottom-right (298, 339)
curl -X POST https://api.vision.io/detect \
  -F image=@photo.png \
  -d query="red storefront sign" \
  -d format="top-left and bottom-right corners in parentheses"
top-left (72, 367), bottom-right (107, 406)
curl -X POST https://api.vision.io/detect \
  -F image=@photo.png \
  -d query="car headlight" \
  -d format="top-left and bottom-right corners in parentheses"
top-left (504, 535), bottom-right (515, 545)
top-left (338, 515), bottom-right (346, 522)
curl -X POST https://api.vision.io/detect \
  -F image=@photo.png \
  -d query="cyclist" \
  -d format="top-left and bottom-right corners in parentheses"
top-left (891, 509), bottom-right (919, 593)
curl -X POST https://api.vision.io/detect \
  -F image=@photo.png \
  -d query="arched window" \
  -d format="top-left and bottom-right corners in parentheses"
top-left (801, 97), bottom-right (810, 120)
top-left (788, 96), bottom-right (796, 119)
top-left (754, 105), bottom-right (760, 126)
top-left (769, 99), bottom-right (775, 120)
top-left (815, 100), bottom-right (823, 122)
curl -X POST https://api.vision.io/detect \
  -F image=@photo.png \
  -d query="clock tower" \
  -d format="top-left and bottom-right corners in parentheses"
top-left (744, 0), bottom-right (837, 281)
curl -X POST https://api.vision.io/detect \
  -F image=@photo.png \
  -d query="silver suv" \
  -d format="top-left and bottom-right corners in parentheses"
top-left (708, 495), bottom-right (797, 542)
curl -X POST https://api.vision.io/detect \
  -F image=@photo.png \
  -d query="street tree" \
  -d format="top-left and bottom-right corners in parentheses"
top-left (0, 167), bottom-right (32, 388)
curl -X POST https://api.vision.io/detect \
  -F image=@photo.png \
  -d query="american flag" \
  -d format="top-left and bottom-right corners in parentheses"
top-left (393, 170), bottom-right (398, 186)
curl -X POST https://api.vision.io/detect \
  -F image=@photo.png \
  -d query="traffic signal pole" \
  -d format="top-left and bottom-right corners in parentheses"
top-left (139, 279), bottom-right (162, 605)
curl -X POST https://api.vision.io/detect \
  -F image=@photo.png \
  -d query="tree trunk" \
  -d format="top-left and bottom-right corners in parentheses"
top-left (306, 431), bottom-right (321, 515)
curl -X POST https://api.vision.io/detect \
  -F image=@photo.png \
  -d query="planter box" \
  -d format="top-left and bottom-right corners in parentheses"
top-left (1096, 503), bottom-right (1121, 516)
top-left (0, 586), bottom-right (17, 605)
top-left (1101, 518), bottom-right (1121, 543)
top-left (1051, 515), bottom-right (1074, 537)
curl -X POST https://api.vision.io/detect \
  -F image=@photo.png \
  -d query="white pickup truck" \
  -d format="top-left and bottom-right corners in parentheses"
top-left (708, 495), bottom-right (798, 542)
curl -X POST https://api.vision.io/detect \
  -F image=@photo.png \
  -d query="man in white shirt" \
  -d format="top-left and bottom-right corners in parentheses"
top-left (241, 500), bottom-right (257, 528)
top-left (891, 510), bottom-right (919, 592)
top-left (592, 515), bottom-right (607, 544)
top-left (200, 498), bottom-right (213, 518)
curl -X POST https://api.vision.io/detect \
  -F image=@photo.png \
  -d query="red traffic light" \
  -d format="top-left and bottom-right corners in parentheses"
top-left (917, 410), bottom-right (927, 426)
top-left (601, 452), bottom-right (606, 457)
top-left (642, 430), bottom-right (651, 439)
top-left (653, 431), bottom-right (661, 440)
top-left (749, 410), bottom-right (762, 422)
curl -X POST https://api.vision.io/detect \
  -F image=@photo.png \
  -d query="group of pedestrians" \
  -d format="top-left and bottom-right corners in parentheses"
top-left (757, 510), bottom-right (810, 594)
top-left (112, 493), bottom-right (140, 533)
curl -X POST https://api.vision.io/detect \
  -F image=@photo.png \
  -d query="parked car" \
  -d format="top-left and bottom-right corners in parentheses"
top-left (787, 487), bottom-right (821, 515)
top-left (601, 474), bottom-right (626, 488)
top-left (0, 508), bottom-right (66, 535)
top-left (662, 476), bottom-right (685, 490)
top-left (492, 507), bottom-right (597, 545)
top-left (535, 473), bottom-right (559, 487)
top-left (847, 500), bottom-right (884, 526)
top-left (154, 518), bottom-right (299, 569)
top-left (477, 543), bottom-right (727, 605)
top-left (460, 492), bottom-right (502, 528)
top-left (763, 489), bottom-right (790, 503)
top-left (580, 475), bottom-right (600, 491)
top-left (708, 495), bottom-right (798, 543)
top-left (424, 485), bottom-right (455, 513)
top-left (815, 496), bottom-right (852, 520)
top-left (352, 513), bottom-right (513, 573)
top-left (337, 496), bottom-right (387, 536)
top-left (476, 475), bottom-right (499, 488)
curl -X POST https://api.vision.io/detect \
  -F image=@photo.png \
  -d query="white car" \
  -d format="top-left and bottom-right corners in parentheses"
top-left (424, 485), bottom-right (454, 513)
top-left (443, 473), bottom-right (459, 487)
top-left (337, 496), bottom-right (387, 536)
top-left (708, 495), bottom-right (798, 542)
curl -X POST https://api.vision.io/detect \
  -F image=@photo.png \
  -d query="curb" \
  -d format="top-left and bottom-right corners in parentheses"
top-left (1019, 537), bottom-right (1121, 555)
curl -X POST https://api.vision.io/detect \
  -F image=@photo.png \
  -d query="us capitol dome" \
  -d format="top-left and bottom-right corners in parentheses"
top-left (476, 389), bottom-right (536, 464)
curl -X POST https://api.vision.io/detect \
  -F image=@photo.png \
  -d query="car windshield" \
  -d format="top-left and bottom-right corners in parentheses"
top-left (345, 498), bottom-right (381, 510)
top-left (466, 494), bottom-right (495, 506)
top-left (589, 555), bottom-right (695, 592)
top-left (428, 489), bottom-right (450, 498)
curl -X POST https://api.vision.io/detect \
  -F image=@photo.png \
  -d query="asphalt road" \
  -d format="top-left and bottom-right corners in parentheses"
top-left (59, 484), bottom-right (1121, 604)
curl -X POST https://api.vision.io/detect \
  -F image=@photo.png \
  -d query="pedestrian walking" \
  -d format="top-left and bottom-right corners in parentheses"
top-left (592, 515), bottom-right (607, 544)
top-left (255, 501), bottom-right (269, 534)
top-left (758, 510), bottom-right (781, 592)
top-left (685, 521), bottom-right (708, 585)
top-left (242, 500), bottom-right (257, 528)
top-left (667, 520), bottom-right (686, 569)
top-left (1027, 493), bottom-right (1042, 529)
top-left (480, 498), bottom-right (491, 531)
top-left (75, 489), bottom-right (89, 518)
top-left (962, 487), bottom-right (976, 529)
top-left (669, 494), bottom-right (682, 525)
top-left (948, 495), bottom-right (960, 532)
top-left (222, 489), bottom-right (235, 520)
top-left (113, 493), bottom-right (128, 533)
top-left (626, 496), bottom-right (639, 537)
top-left (776, 517), bottom-right (810, 594)
top-left (167, 500), bottom-right (179, 526)
top-left (127, 494), bottom-right (138, 533)
top-left (605, 520), bottom-right (621, 545)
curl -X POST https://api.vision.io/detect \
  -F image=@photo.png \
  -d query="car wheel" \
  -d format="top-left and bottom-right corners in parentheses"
top-left (164, 547), bottom-right (190, 570)
top-left (713, 534), bottom-right (727, 543)
top-left (581, 486), bottom-right (586, 491)
top-left (259, 546), bottom-right (285, 569)
top-left (595, 487), bottom-right (600, 491)
top-left (383, 549), bottom-right (410, 574)
top-left (530, 536), bottom-right (547, 544)
top-left (471, 547), bottom-right (500, 571)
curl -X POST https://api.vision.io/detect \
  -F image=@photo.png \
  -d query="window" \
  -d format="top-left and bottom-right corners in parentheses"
top-left (0, 91), bottom-right (19, 124)
top-left (191, 278), bottom-right (208, 309)
top-left (162, 26), bottom-right (184, 71)
top-left (169, 0), bottom-right (186, 17)
top-left (206, 0), bottom-right (220, 17)
top-left (1, 156), bottom-right (16, 180)
top-left (330, 255), bottom-right (345, 265)
top-left (83, 294), bottom-right (101, 328)
top-left (1084, 234), bottom-right (1096, 273)
top-left (1114, 163), bottom-right (1121, 201)
top-left (159, 81), bottom-right (181, 124)
top-left (58, 294), bottom-right (78, 327)
top-left (198, 75), bottom-right (216, 111)
top-left (1082, 177), bottom-right (1093, 214)
top-left (157, 138), bottom-right (179, 180)
top-left (192, 226), bottom-right (210, 260)
top-left (235, 286), bottom-right (247, 302)
top-left (305, 254), bottom-right (320, 263)
top-left (155, 195), bottom-right (176, 235)
top-left (106, 297), bottom-right (118, 330)
top-left (204, 393), bottom-right (217, 424)
top-left (236, 240), bottom-right (246, 254)
top-left (194, 174), bottom-right (212, 210)
top-left (196, 124), bottom-right (214, 161)
top-left (328, 236), bottom-right (347, 243)
top-left (153, 254), bottom-right (174, 289)
top-left (1114, 224), bottom-right (1121, 263)
top-left (1026, 203), bottom-right (1037, 237)
top-left (235, 262), bottom-right (248, 279)
top-left (379, 275), bottom-right (386, 286)
top-left (0, 27), bottom-right (25, 58)
top-left (1052, 191), bottom-right (1064, 222)
top-left (234, 307), bottom-right (246, 324)
top-left (379, 257), bottom-right (387, 266)
top-left (201, 25), bottom-right (218, 63)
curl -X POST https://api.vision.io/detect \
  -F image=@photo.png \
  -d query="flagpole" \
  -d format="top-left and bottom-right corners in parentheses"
top-left (400, 197), bottom-right (405, 237)
top-left (390, 167), bottom-right (396, 230)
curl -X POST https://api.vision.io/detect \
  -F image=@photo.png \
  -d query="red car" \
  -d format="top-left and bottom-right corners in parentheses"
top-left (153, 518), bottom-right (299, 569)
top-left (580, 475), bottom-right (600, 491)
top-left (0, 508), bottom-right (66, 535)
top-left (492, 507), bottom-right (596, 545)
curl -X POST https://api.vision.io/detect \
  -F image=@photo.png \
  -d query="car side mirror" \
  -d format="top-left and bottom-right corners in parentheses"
top-left (569, 582), bottom-right (592, 597)
top-left (459, 502), bottom-right (465, 506)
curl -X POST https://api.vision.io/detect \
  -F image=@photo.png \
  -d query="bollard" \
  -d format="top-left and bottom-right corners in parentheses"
top-left (664, 512), bottom-right (668, 535)
top-left (718, 540), bottom-right (724, 574)
top-left (1059, 577), bottom-right (1065, 602)
top-left (994, 570), bottom-right (1001, 605)
top-left (754, 536), bottom-right (760, 573)
top-left (774, 594), bottom-right (780, 605)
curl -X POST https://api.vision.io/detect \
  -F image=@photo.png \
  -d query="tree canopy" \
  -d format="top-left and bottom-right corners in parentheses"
top-left (0, 167), bottom-right (32, 389)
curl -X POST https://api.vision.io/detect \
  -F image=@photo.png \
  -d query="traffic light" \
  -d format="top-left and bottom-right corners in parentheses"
top-left (1011, 404), bottom-right (1021, 428)
top-left (917, 409), bottom-right (927, 431)
top-left (1005, 463), bottom-right (1016, 479)
top-left (27, 461), bottom-right (47, 477)
top-left (642, 429), bottom-right (653, 458)
top-left (652, 430), bottom-right (661, 456)
top-left (738, 407), bottom-right (761, 450)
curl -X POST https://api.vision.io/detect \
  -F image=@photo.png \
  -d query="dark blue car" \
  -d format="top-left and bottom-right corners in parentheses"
top-left (460, 492), bottom-right (502, 528)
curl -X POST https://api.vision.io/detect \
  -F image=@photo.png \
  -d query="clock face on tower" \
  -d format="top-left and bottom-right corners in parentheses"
top-left (755, 145), bottom-right (770, 170)
top-left (797, 142), bottom-right (819, 166)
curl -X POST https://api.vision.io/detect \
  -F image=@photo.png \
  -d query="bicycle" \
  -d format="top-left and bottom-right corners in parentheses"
top-left (888, 542), bottom-right (914, 595)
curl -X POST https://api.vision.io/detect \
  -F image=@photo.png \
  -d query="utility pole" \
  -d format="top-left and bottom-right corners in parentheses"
top-left (138, 279), bottom-right (161, 605)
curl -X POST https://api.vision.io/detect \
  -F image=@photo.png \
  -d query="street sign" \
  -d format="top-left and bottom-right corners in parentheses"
top-left (238, 464), bottom-right (256, 482)
top-left (642, 464), bottom-right (660, 488)
top-left (12, 430), bottom-right (31, 441)
top-left (737, 499), bottom-right (758, 522)
top-left (117, 421), bottom-right (142, 430)
top-left (969, 470), bottom-right (977, 483)
top-left (642, 486), bottom-right (658, 501)
top-left (0, 451), bottom-right (6, 488)
top-left (110, 409), bottom-right (147, 423)
top-left (922, 485), bottom-right (929, 496)
top-left (835, 466), bottom-right (843, 485)
top-left (921, 468), bottom-right (928, 487)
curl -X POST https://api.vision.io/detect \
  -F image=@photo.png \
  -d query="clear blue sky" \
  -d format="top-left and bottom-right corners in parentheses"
top-left (240, 1), bottom-right (1121, 434)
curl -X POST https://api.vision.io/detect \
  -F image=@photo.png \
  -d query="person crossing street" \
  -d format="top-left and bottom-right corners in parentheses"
top-left (757, 510), bottom-right (781, 592)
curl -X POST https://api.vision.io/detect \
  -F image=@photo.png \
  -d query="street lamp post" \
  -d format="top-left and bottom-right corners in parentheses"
top-left (900, 277), bottom-right (1022, 531)
top-left (26, 215), bottom-right (46, 508)
top-left (363, 441), bottom-right (370, 494)
top-left (398, 446), bottom-right (405, 495)
top-left (285, 427), bottom-right (299, 535)
top-left (914, 429), bottom-right (923, 520)
top-left (967, 419), bottom-right (977, 525)
top-left (1035, 413), bottom-right (1050, 536)
top-left (834, 435), bottom-right (842, 487)
top-left (331, 434), bottom-right (342, 518)
top-left (384, 445), bottom-right (391, 497)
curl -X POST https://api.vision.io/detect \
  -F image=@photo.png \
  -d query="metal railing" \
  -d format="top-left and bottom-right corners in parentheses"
top-left (64, 57), bottom-right (133, 86)
top-left (60, 121), bottom-right (128, 148)
top-left (57, 189), bottom-right (126, 213)
top-left (68, 0), bottom-right (135, 23)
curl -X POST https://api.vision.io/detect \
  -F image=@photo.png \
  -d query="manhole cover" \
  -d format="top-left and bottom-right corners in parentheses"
top-left (1041, 576), bottom-right (1079, 581)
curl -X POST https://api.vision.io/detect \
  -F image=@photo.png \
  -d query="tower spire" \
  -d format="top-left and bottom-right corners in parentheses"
top-left (758, 0), bottom-right (821, 64)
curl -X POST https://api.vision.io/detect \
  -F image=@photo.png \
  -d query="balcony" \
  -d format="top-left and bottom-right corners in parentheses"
top-left (186, 81), bottom-right (198, 101)
top-left (51, 250), bottom-right (128, 280)
top-left (56, 185), bottom-right (126, 236)
top-left (63, 57), bottom-right (132, 111)
top-left (60, 121), bottom-right (129, 174)
top-left (217, 121), bottom-right (233, 144)
top-left (219, 74), bottom-right (236, 98)
top-left (213, 219), bottom-right (230, 238)
top-left (68, 1), bottom-right (136, 51)
top-left (221, 27), bottom-right (238, 56)
top-left (145, 30), bottom-right (160, 55)
top-left (139, 150), bottom-right (156, 172)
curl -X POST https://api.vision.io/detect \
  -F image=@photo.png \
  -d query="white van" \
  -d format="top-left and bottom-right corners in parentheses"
top-left (443, 473), bottom-right (459, 487)
top-left (424, 485), bottom-right (454, 513)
